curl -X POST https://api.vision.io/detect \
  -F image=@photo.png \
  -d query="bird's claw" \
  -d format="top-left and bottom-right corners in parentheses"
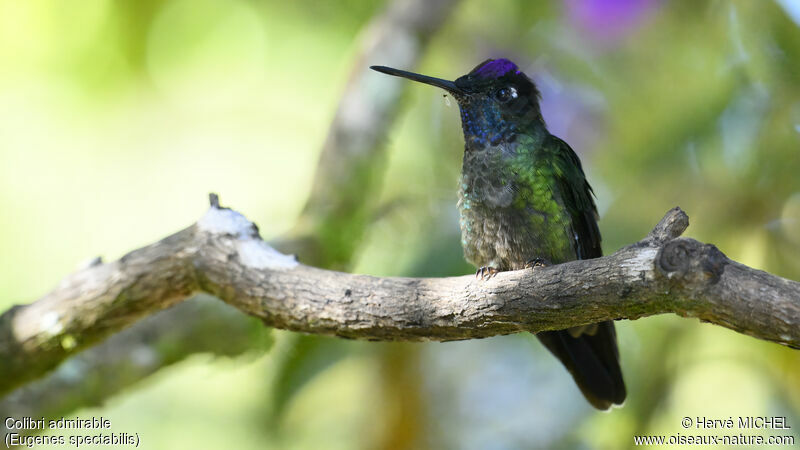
top-left (524, 258), bottom-right (552, 269)
top-left (475, 266), bottom-right (500, 280)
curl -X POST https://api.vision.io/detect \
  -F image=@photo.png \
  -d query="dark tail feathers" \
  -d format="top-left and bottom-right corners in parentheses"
top-left (536, 321), bottom-right (626, 410)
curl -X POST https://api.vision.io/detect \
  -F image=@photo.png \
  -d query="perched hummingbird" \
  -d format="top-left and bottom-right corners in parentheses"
top-left (371, 59), bottom-right (625, 409)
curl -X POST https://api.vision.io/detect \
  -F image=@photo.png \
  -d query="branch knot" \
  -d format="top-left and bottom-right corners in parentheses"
top-left (647, 207), bottom-right (689, 244)
top-left (657, 239), bottom-right (728, 285)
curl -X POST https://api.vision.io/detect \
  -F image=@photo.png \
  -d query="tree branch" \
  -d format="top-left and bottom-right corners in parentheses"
top-left (284, 0), bottom-right (461, 268)
top-left (0, 296), bottom-right (268, 418)
top-left (2, 202), bottom-right (797, 396)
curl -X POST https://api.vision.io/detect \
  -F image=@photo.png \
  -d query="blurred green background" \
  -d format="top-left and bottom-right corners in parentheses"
top-left (1, 0), bottom-right (799, 449)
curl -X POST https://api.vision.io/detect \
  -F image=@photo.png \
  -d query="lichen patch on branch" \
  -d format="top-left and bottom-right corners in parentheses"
top-left (620, 247), bottom-right (658, 280)
top-left (237, 240), bottom-right (298, 270)
top-left (197, 206), bottom-right (258, 239)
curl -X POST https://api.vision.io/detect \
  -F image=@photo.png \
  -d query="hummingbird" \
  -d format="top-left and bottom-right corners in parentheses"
top-left (371, 59), bottom-right (625, 409)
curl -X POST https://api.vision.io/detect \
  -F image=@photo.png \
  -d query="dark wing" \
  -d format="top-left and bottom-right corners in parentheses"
top-left (549, 135), bottom-right (602, 260)
top-left (535, 135), bottom-right (626, 410)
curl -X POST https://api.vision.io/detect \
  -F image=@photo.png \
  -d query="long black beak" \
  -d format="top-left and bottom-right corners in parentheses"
top-left (370, 65), bottom-right (461, 94)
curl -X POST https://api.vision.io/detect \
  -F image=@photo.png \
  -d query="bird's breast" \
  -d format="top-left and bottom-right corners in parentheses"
top-left (457, 170), bottom-right (575, 269)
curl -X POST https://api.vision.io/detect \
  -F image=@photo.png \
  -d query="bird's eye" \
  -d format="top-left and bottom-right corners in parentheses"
top-left (495, 87), bottom-right (517, 103)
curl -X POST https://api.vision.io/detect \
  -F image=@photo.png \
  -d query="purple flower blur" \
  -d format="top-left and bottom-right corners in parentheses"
top-left (566, 0), bottom-right (661, 43)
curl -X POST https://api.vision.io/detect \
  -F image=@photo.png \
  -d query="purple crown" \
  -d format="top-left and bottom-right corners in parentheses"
top-left (472, 58), bottom-right (520, 79)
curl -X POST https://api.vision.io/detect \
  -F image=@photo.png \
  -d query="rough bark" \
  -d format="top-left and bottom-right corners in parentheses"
top-left (2, 202), bottom-right (797, 396)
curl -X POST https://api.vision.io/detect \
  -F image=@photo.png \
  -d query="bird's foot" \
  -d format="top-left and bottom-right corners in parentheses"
top-left (524, 258), bottom-right (552, 269)
top-left (475, 266), bottom-right (500, 280)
